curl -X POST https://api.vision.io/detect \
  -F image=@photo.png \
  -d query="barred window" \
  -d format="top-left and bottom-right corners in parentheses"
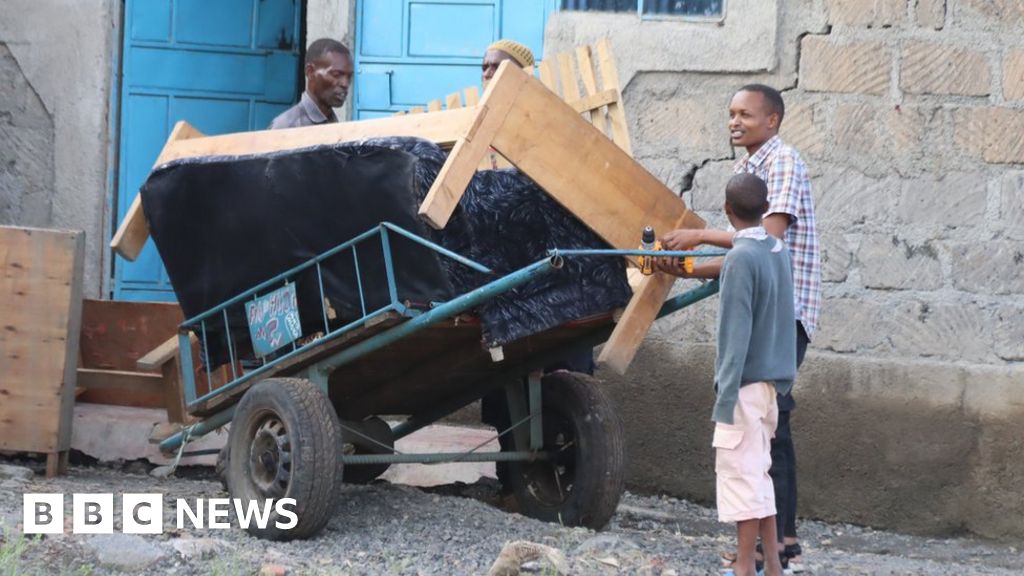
top-left (560, 0), bottom-right (725, 18)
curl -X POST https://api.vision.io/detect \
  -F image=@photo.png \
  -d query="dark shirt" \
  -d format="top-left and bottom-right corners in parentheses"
top-left (269, 92), bottom-right (338, 129)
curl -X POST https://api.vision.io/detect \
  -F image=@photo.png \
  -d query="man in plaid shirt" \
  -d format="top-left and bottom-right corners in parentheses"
top-left (659, 84), bottom-right (821, 572)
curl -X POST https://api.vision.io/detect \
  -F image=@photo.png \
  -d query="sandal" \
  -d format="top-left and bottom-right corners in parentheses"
top-left (720, 551), bottom-right (763, 574)
top-left (784, 543), bottom-right (804, 573)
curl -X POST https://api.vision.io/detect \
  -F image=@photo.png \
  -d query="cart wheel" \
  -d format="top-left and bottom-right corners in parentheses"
top-left (342, 416), bottom-right (395, 484)
top-left (226, 378), bottom-right (343, 540)
top-left (507, 371), bottom-right (625, 530)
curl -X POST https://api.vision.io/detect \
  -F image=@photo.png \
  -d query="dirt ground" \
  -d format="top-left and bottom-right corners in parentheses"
top-left (0, 456), bottom-right (1021, 576)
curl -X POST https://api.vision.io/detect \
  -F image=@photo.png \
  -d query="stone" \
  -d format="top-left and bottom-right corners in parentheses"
top-left (632, 93), bottom-right (734, 161)
top-left (813, 298), bottom-right (889, 353)
top-left (950, 241), bottom-right (1024, 295)
top-left (900, 41), bottom-right (990, 96)
top-left (688, 160), bottom-right (735, 212)
top-left (259, 564), bottom-right (291, 576)
top-left (813, 167), bottom-right (898, 228)
top-left (86, 534), bottom-right (167, 570)
top-left (915, 0), bottom-right (946, 29)
top-left (1003, 49), bottom-right (1024, 101)
top-left (998, 171), bottom-right (1024, 238)
top-left (954, 107), bottom-right (1024, 164)
top-left (828, 104), bottom-right (944, 176)
top-left (172, 537), bottom-right (232, 561)
top-left (993, 305), bottom-right (1024, 361)
top-left (800, 37), bottom-right (890, 95)
top-left (857, 234), bottom-right (943, 290)
top-left (780, 97), bottom-right (826, 159)
top-left (819, 233), bottom-right (852, 283)
top-left (959, 0), bottom-right (1024, 28)
top-left (887, 300), bottom-right (994, 363)
top-left (826, 0), bottom-right (905, 27)
top-left (0, 464), bottom-right (34, 481)
top-left (150, 465), bottom-right (175, 479)
top-left (896, 172), bottom-right (987, 230)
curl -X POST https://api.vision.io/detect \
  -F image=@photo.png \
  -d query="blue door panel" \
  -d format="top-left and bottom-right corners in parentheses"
top-left (130, 0), bottom-right (171, 42)
top-left (408, 3), bottom-right (496, 57)
top-left (115, 0), bottom-right (302, 301)
top-left (355, 0), bottom-right (558, 119)
top-left (361, 0), bottom-right (404, 57)
top-left (176, 0), bottom-right (254, 47)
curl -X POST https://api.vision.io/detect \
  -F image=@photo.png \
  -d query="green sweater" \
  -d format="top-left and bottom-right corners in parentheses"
top-left (713, 231), bottom-right (797, 424)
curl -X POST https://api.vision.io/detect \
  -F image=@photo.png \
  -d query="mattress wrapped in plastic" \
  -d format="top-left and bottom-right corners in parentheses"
top-left (141, 136), bottom-right (630, 366)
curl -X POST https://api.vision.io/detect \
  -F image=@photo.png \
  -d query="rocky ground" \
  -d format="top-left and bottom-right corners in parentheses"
top-left (0, 457), bottom-right (1021, 576)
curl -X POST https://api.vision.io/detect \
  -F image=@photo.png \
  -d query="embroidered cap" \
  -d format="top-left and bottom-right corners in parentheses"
top-left (487, 39), bottom-right (535, 68)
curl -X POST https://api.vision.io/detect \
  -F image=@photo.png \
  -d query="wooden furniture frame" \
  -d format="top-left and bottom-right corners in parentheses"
top-left (111, 45), bottom-right (703, 375)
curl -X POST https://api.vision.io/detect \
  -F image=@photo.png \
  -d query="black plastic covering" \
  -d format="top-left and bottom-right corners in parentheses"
top-left (141, 137), bottom-right (630, 367)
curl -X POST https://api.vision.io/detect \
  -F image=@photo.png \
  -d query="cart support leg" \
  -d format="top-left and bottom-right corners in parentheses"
top-left (505, 378), bottom-right (531, 451)
top-left (528, 371), bottom-right (543, 450)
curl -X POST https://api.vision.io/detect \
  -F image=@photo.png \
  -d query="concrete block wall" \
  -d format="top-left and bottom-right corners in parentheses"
top-left (548, 0), bottom-right (1024, 539)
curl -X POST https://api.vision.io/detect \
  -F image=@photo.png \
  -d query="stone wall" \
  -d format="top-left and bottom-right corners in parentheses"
top-left (548, 0), bottom-right (1024, 539)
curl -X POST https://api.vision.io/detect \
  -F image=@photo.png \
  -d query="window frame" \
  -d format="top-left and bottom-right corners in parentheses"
top-left (558, 0), bottom-right (728, 24)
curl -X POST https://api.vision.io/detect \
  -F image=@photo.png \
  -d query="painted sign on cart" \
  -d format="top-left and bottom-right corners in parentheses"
top-left (245, 283), bottom-right (302, 356)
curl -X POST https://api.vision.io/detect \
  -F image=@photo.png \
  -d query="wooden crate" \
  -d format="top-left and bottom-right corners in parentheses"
top-left (0, 225), bottom-right (84, 476)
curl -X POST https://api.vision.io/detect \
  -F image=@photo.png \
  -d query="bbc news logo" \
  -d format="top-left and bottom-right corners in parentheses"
top-left (23, 494), bottom-right (297, 534)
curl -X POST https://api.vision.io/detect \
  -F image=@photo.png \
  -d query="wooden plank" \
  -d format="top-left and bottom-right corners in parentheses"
top-left (136, 334), bottom-right (182, 371)
top-left (110, 109), bottom-right (480, 261)
top-left (575, 45), bottom-right (608, 136)
top-left (487, 70), bottom-right (701, 251)
top-left (557, 52), bottom-right (581, 102)
top-left (595, 38), bottom-right (633, 155)
top-left (597, 273), bottom-right (674, 373)
top-left (111, 121), bottom-right (206, 260)
top-left (445, 92), bottom-right (462, 109)
top-left (79, 300), bottom-right (183, 372)
top-left (569, 89), bottom-right (619, 115)
top-left (76, 367), bottom-right (165, 409)
top-left (538, 61), bottom-right (558, 93)
top-left (46, 451), bottom-right (68, 478)
top-left (410, 106), bottom-right (425, 114)
top-left (0, 226), bottom-right (84, 458)
top-left (418, 61), bottom-right (529, 229)
top-left (427, 99), bottom-right (442, 112)
top-left (464, 87), bottom-right (480, 106)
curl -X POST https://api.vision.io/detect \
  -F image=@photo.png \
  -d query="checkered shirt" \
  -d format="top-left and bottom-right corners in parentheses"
top-left (735, 135), bottom-right (822, 337)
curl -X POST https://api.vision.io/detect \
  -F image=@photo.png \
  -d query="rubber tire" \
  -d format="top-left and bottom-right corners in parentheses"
top-left (342, 416), bottom-right (395, 484)
top-left (507, 371), bottom-right (625, 530)
top-left (226, 378), bottom-right (343, 540)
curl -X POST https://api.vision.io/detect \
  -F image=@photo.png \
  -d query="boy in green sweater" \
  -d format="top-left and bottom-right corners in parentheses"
top-left (697, 173), bottom-right (797, 576)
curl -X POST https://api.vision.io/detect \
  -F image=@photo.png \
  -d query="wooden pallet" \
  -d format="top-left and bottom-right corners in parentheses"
top-left (111, 43), bottom-right (703, 377)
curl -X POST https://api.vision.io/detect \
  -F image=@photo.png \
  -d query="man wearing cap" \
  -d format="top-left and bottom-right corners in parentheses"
top-left (482, 39), bottom-right (535, 86)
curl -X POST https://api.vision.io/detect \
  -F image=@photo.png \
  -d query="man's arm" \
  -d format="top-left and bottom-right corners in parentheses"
top-left (656, 256), bottom-right (723, 279)
top-left (661, 228), bottom-right (735, 251)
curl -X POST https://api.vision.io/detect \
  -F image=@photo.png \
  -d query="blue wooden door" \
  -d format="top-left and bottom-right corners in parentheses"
top-left (114, 0), bottom-right (302, 301)
top-left (355, 0), bottom-right (558, 119)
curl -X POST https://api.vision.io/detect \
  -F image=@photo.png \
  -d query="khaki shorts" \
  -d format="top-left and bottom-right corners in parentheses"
top-left (714, 381), bottom-right (779, 523)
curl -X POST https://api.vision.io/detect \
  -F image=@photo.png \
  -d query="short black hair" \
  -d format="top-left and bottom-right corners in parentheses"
top-left (306, 38), bottom-right (351, 66)
top-left (737, 83), bottom-right (785, 126)
top-left (725, 173), bottom-right (769, 221)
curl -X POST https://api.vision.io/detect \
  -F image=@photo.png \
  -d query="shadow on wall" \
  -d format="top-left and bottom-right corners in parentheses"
top-left (0, 42), bottom-right (54, 227)
top-left (599, 339), bottom-right (1024, 541)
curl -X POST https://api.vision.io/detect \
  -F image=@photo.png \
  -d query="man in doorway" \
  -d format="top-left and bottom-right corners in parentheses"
top-left (270, 38), bottom-right (353, 129)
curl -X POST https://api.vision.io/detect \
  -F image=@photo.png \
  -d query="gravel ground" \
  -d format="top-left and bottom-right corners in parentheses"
top-left (0, 457), bottom-right (1021, 576)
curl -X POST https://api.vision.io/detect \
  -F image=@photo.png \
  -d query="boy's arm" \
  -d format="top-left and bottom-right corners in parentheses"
top-left (713, 255), bottom-right (754, 425)
top-left (656, 256), bottom-right (723, 279)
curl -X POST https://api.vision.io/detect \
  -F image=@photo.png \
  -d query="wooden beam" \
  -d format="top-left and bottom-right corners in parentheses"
top-left (569, 89), bottom-right (619, 115)
top-left (417, 62), bottom-right (528, 229)
top-left (111, 121), bottom-right (205, 260)
top-left (575, 45), bottom-right (608, 135)
top-left (77, 368), bottom-right (163, 394)
top-left (595, 38), bottom-right (633, 155)
top-left (137, 334), bottom-right (185, 371)
top-left (110, 109), bottom-right (481, 261)
top-left (445, 92), bottom-right (462, 109)
top-left (464, 87), bottom-right (480, 106)
top-left (486, 67), bottom-right (700, 250)
top-left (427, 99), bottom-right (442, 112)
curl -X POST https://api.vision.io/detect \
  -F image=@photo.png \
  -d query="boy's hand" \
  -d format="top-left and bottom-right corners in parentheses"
top-left (661, 229), bottom-right (703, 251)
